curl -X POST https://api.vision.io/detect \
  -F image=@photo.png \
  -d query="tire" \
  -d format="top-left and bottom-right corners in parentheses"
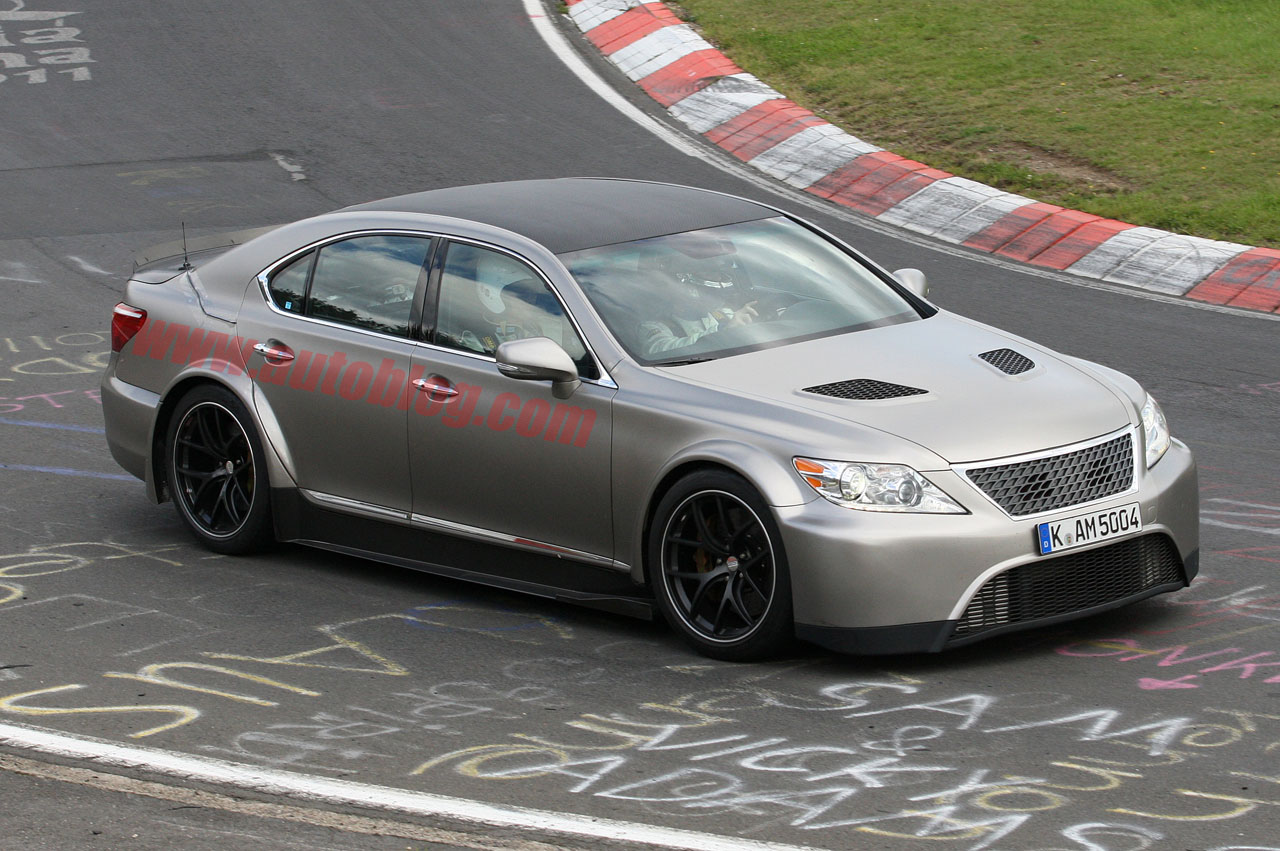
top-left (165, 384), bottom-right (274, 555)
top-left (647, 470), bottom-right (794, 661)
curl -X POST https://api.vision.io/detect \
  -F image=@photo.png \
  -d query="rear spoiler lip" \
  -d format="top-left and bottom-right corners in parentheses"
top-left (132, 224), bottom-right (282, 274)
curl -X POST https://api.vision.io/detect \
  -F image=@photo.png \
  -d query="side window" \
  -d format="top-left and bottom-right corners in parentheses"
top-left (268, 251), bottom-right (312, 315)
top-left (305, 235), bottom-right (431, 337)
top-left (435, 243), bottom-right (596, 378)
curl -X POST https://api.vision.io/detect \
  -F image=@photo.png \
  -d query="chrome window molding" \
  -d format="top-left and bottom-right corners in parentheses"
top-left (254, 228), bottom-right (431, 345)
top-left (254, 230), bottom-right (616, 389)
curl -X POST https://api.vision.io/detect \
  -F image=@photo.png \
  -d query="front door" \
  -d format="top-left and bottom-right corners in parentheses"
top-left (406, 240), bottom-right (614, 561)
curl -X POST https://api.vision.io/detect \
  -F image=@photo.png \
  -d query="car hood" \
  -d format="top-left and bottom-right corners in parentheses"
top-left (665, 312), bottom-right (1134, 466)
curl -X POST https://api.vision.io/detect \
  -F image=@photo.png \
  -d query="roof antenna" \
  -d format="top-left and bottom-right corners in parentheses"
top-left (179, 221), bottom-right (193, 271)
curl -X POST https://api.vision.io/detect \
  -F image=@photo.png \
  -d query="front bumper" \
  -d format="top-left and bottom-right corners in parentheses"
top-left (782, 438), bottom-right (1199, 655)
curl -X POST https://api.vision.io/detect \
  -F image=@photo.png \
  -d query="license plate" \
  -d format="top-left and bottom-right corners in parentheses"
top-left (1037, 503), bottom-right (1142, 555)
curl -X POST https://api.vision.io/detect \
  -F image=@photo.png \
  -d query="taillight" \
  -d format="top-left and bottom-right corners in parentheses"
top-left (111, 303), bottom-right (147, 352)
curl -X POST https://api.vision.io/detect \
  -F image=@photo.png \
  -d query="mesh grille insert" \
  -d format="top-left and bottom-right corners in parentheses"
top-left (951, 534), bottom-right (1184, 640)
top-left (965, 433), bottom-right (1134, 516)
top-left (980, 348), bottom-right (1036, 375)
top-left (802, 379), bottom-right (928, 400)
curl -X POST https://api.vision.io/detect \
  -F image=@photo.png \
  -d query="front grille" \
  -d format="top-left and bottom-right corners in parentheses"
top-left (980, 348), bottom-right (1036, 375)
top-left (965, 433), bottom-right (1134, 517)
top-left (951, 534), bottom-right (1184, 640)
top-left (802, 379), bottom-right (928, 400)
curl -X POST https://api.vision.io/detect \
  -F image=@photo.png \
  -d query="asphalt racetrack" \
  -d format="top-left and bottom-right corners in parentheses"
top-left (1, 2), bottom-right (1279, 849)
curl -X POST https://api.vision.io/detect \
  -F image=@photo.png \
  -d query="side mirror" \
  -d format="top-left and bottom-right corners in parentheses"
top-left (892, 268), bottom-right (930, 299)
top-left (496, 337), bottom-right (581, 399)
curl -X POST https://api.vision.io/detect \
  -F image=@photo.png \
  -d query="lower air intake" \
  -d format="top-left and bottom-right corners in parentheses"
top-left (950, 534), bottom-right (1185, 641)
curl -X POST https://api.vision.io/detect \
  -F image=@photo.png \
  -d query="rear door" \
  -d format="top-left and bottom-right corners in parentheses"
top-left (237, 233), bottom-right (433, 513)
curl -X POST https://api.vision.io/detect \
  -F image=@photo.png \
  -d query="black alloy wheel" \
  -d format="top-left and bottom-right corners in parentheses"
top-left (649, 470), bottom-right (793, 661)
top-left (166, 385), bottom-right (273, 554)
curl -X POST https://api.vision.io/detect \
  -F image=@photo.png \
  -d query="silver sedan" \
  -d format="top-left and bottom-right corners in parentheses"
top-left (102, 178), bottom-right (1199, 660)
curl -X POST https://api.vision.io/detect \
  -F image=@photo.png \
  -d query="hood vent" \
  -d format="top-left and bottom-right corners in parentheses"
top-left (980, 348), bottom-right (1036, 376)
top-left (802, 379), bottom-right (928, 400)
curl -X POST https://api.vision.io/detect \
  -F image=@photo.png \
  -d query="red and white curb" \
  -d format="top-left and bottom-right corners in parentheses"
top-left (565, 0), bottom-right (1280, 314)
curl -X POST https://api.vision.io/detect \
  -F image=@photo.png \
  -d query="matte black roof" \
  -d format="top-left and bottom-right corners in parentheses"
top-left (342, 178), bottom-right (777, 254)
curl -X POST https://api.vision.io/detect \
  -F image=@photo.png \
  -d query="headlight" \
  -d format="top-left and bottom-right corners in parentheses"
top-left (793, 458), bottom-right (967, 513)
top-left (1141, 392), bottom-right (1171, 468)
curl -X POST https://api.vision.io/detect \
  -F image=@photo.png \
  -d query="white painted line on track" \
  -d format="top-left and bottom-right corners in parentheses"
top-left (0, 721), bottom-right (824, 851)
top-left (521, 0), bottom-right (710, 164)
top-left (66, 256), bottom-right (112, 276)
top-left (270, 152), bottom-right (307, 181)
top-left (0, 751), bottom-right (567, 851)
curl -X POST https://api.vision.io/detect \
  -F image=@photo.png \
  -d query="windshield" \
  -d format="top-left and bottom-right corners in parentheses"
top-left (558, 216), bottom-right (922, 365)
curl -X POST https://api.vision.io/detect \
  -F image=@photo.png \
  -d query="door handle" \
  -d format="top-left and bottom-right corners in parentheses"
top-left (253, 341), bottom-right (295, 363)
top-left (412, 376), bottom-right (460, 399)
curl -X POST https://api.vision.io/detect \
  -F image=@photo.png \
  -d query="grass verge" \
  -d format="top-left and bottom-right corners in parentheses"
top-left (673, 0), bottom-right (1280, 247)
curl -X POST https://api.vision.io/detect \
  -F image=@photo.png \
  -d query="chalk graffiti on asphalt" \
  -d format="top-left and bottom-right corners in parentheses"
top-left (4, 540), bottom-right (1280, 847)
top-left (0, 2), bottom-right (92, 86)
top-left (0, 331), bottom-right (110, 380)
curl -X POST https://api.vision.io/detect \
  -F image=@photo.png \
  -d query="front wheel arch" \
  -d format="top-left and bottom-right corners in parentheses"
top-left (645, 468), bottom-right (794, 661)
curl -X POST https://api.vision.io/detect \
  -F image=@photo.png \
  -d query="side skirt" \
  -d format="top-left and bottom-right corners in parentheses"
top-left (271, 488), bottom-right (653, 620)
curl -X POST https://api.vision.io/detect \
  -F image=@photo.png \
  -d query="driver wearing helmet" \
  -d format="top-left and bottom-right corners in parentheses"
top-left (640, 255), bottom-right (758, 355)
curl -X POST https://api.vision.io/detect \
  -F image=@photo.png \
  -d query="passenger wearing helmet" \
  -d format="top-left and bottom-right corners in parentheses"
top-left (453, 275), bottom-right (574, 355)
top-left (437, 244), bottom-right (578, 357)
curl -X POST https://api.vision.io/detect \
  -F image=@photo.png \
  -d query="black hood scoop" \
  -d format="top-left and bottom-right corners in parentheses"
top-left (802, 379), bottom-right (929, 400)
top-left (979, 348), bottom-right (1036, 376)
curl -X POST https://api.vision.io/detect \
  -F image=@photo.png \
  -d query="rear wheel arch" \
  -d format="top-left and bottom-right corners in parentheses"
top-left (162, 382), bottom-right (275, 554)
top-left (151, 374), bottom-right (295, 501)
top-left (150, 376), bottom-right (242, 502)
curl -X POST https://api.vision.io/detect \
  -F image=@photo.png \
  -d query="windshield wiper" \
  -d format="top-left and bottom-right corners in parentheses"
top-left (651, 356), bottom-right (717, 366)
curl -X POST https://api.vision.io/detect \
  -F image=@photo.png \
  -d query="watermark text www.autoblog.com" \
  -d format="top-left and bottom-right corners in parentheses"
top-left (129, 319), bottom-right (596, 448)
